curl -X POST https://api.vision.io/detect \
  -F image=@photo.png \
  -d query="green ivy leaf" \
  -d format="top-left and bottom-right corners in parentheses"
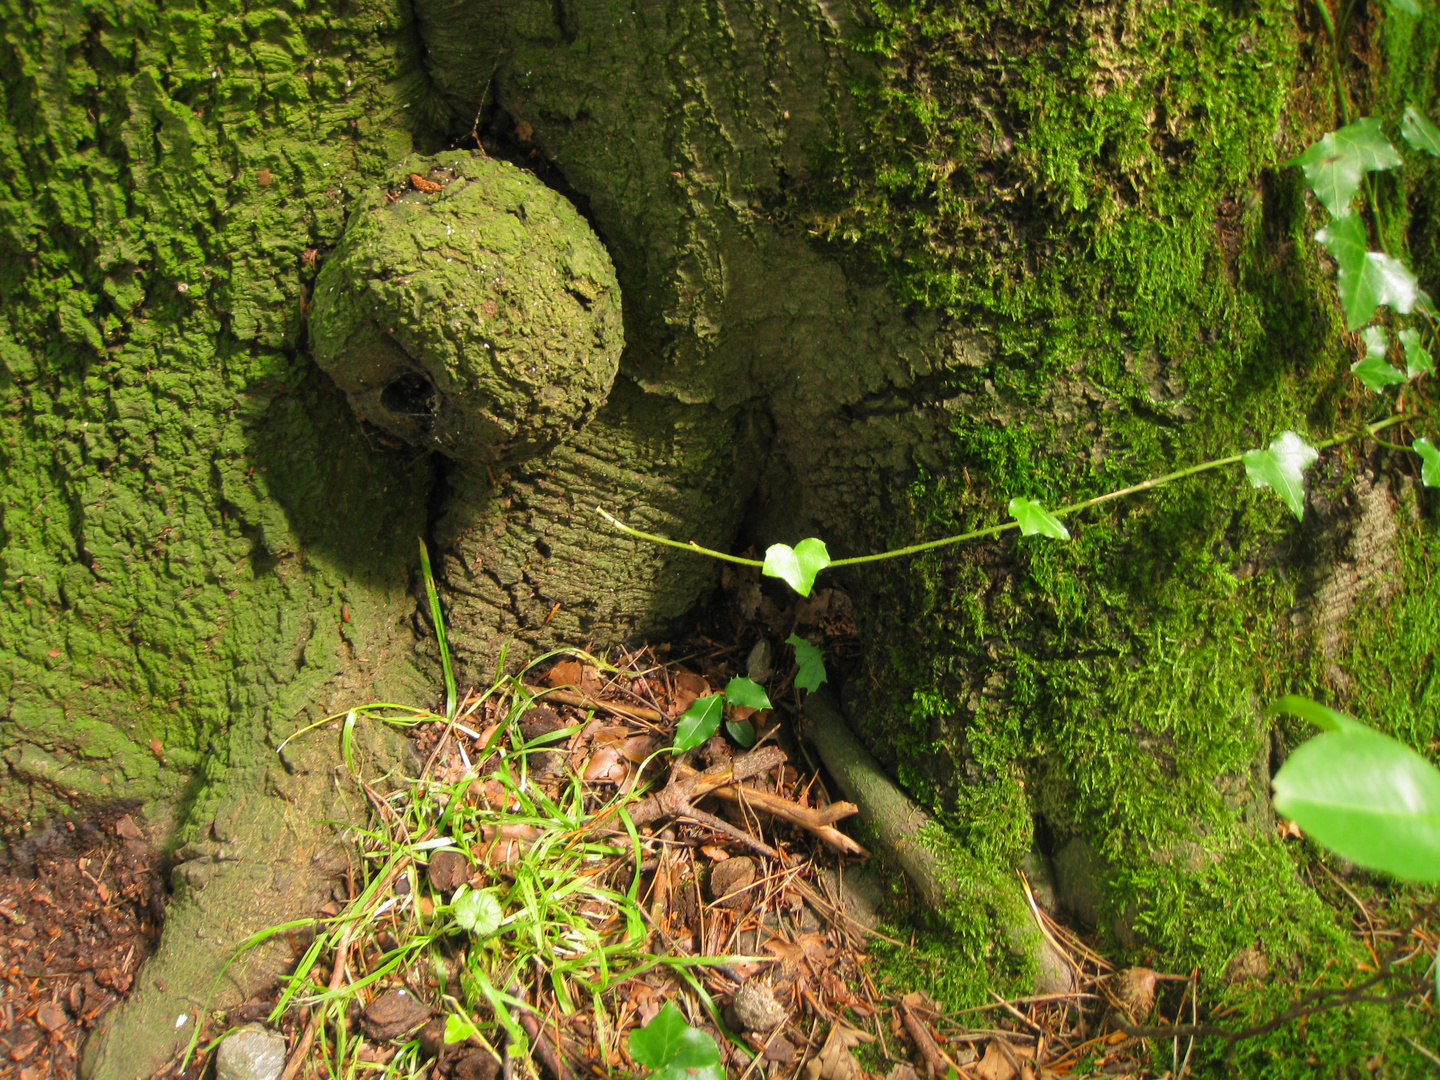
top-left (762, 537), bottom-right (831, 597)
top-left (445, 1014), bottom-right (484, 1044)
top-left (1399, 329), bottom-right (1434, 377)
top-left (628, 1001), bottom-right (724, 1080)
top-left (452, 887), bottom-right (503, 937)
top-left (1293, 117), bottom-right (1402, 218)
top-left (786, 633), bottom-right (827, 693)
top-left (724, 676), bottom-right (772, 710)
top-left (725, 719), bottom-right (757, 747)
top-left (1352, 326), bottom-right (1406, 390)
top-left (1268, 695), bottom-right (1368, 735)
top-left (1414, 438), bottom-right (1440, 487)
top-left (1007, 497), bottom-right (1071, 540)
top-left (1382, 0), bottom-right (1424, 14)
top-left (1242, 431), bottom-right (1318, 520)
top-left (1316, 214), bottom-right (1423, 328)
top-left (1273, 727), bottom-right (1440, 883)
top-left (1401, 105), bottom-right (1440, 156)
top-left (674, 695), bottom-right (724, 751)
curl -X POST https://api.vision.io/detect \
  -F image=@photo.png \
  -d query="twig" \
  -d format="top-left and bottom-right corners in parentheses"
top-left (277, 921), bottom-right (356, 1080)
top-left (899, 996), bottom-right (961, 1079)
top-left (988, 990), bottom-right (1045, 1037)
top-left (525, 685), bottom-right (667, 724)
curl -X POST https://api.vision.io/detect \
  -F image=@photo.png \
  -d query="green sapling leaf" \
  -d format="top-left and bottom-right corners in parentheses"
top-left (674, 695), bottom-right (724, 751)
top-left (445, 1014), bottom-right (484, 1044)
top-left (1273, 726), bottom-right (1440, 883)
top-left (1382, 0), bottom-right (1424, 15)
top-left (1007, 497), bottom-right (1071, 540)
top-left (724, 676), bottom-right (772, 710)
top-left (1402, 105), bottom-right (1440, 156)
top-left (1316, 215), bottom-right (1423, 328)
top-left (1352, 326), bottom-right (1406, 390)
top-left (1267, 695), bottom-right (1368, 735)
top-left (1414, 438), bottom-right (1440, 487)
top-left (628, 1001), bottom-right (724, 1080)
top-left (1293, 118), bottom-right (1402, 218)
top-left (726, 719), bottom-right (757, 747)
top-left (1242, 431), bottom-right (1318, 520)
top-left (786, 633), bottom-right (827, 693)
top-left (762, 538), bottom-right (831, 597)
top-left (452, 887), bottom-right (503, 937)
top-left (1399, 329), bottom-right (1434, 377)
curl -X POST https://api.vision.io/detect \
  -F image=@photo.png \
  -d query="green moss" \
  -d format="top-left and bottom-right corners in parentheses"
top-left (0, 0), bottom-right (433, 826)
top-left (809, 0), bottom-right (1440, 1068)
top-left (310, 151), bottom-right (623, 470)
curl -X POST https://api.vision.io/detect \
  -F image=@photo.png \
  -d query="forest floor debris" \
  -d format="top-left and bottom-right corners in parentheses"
top-left (2, 579), bottom-right (1435, 1077)
top-left (0, 807), bottom-right (165, 1080)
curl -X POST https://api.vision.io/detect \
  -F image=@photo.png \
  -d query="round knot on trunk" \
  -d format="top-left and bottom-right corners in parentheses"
top-left (310, 152), bottom-right (623, 468)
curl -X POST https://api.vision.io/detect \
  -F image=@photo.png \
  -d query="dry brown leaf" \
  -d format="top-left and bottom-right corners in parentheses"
top-left (804, 1023), bottom-right (872, 1080)
top-left (794, 590), bottom-right (832, 625)
top-left (582, 746), bottom-right (629, 784)
top-left (670, 670), bottom-right (709, 717)
top-left (973, 1039), bottom-right (1034, 1080)
top-left (545, 659), bottom-right (583, 688)
top-left (621, 735), bottom-right (657, 764)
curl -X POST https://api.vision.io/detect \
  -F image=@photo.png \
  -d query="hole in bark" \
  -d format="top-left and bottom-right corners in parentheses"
top-left (381, 372), bottom-right (437, 419)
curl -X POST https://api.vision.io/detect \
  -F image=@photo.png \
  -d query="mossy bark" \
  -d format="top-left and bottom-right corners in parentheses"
top-left (2, 0), bottom-right (1438, 1074)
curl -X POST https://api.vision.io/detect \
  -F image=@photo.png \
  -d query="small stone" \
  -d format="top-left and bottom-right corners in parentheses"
top-left (426, 850), bottom-right (470, 894)
top-left (708, 856), bottom-right (757, 910)
top-left (114, 815), bottom-right (143, 841)
top-left (360, 990), bottom-right (430, 1042)
top-left (215, 1024), bottom-right (287, 1080)
top-left (727, 980), bottom-right (787, 1032)
top-left (453, 1048), bottom-right (501, 1080)
top-left (519, 707), bottom-right (565, 741)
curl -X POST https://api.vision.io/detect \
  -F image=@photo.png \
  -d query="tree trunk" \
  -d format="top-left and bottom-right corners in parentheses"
top-left (1, 0), bottom-right (1436, 1074)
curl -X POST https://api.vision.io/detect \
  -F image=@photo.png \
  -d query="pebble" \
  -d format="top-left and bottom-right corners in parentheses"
top-left (215, 1024), bottom-right (287, 1080)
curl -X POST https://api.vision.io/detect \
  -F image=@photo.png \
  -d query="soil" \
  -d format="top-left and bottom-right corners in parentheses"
top-left (0, 805), bottom-right (167, 1079)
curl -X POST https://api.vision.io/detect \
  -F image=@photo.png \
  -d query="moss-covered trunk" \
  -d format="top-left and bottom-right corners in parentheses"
top-left (2, 0), bottom-right (1438, 1074)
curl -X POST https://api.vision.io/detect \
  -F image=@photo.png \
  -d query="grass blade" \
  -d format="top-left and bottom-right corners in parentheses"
top-left (418, 537), bottom-right (457, 720)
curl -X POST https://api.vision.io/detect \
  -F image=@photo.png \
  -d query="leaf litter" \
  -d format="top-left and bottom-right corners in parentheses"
top-left (153, 570), bottom-right (1438, 1079)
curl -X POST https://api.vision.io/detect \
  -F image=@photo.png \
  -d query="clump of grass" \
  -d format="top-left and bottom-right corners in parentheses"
top-left (194, 543), bottom-right (749, 1079)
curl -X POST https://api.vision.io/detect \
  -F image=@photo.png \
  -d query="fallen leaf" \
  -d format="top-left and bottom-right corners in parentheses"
top-left (670, 670), bottom-right (709, 716)
top-left (515, 120), bottom-right (534, 141)
top-left (804, 1023), bottom-right (871, 1080)
top-left (35, 1002), bottom-right (67, 1032)
top-left (973, 1038), bottom-right (1035, 1080)
top-left (581, 745), bottom-right (629, 784)
top-left (545, 659), bottom-right (583, 688)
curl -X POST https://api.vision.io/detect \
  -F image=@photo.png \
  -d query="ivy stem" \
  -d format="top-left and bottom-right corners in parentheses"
top-left (596, 414), bottom-right (1412, 572)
